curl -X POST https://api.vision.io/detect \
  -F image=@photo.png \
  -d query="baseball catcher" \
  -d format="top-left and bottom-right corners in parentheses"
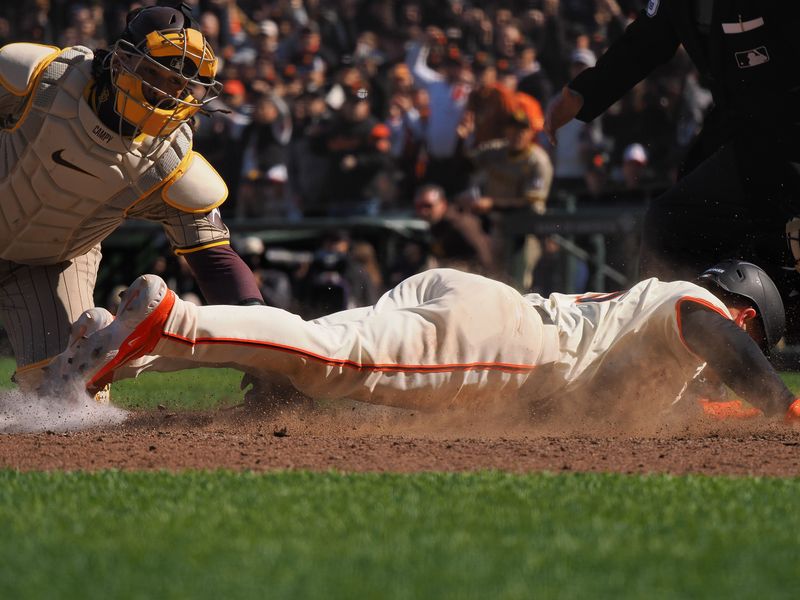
top-left (0, 1), bottom-right (263, 397)
top-left (41, 260), bottom-right (800, 425)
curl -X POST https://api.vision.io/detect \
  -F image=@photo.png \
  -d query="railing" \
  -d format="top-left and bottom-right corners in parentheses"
top-left (500, 193), bottom-right (650, 292)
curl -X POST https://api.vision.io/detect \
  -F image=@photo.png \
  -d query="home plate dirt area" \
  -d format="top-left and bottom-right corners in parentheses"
top-left (2, 400), bottom-right (800, 476)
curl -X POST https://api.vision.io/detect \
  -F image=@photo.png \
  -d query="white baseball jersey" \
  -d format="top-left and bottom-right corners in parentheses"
top-left (522, 278), bottom-right (730, 410)
top-left (0, 43), bottom-right (226, 265)
top-left (138, 269), bottom-right (731, 413)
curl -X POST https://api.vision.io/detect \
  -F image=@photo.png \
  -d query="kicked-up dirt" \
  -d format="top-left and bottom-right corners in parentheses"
top-left (2, 399), bottom-right (800, 476)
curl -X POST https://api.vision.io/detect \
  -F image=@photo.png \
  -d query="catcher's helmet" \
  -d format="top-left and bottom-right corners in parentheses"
top-left (697, 259), bottom-right (786, 351)
top-left (108, 1), bottom-right (220, 138)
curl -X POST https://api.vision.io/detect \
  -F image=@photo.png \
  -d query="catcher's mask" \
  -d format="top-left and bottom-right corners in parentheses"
top-left (108, 3), bottom-right (221, 139)
top-left (697, 259), bottom-right (785, 352)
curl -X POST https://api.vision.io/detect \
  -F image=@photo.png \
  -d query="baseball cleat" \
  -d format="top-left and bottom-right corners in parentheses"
top-left (38, 307), bottom-right (115, 398)
top-left (43, 275), bottom-right (176, 394)
top-left (71, 307), bottom-right (115, 341)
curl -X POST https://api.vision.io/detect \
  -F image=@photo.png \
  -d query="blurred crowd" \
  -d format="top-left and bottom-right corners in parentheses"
top-left (2, 0), bottom-right (711, 312)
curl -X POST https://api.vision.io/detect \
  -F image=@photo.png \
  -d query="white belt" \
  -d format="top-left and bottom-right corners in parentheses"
top-left (722, 17), bottom-right (764, 34)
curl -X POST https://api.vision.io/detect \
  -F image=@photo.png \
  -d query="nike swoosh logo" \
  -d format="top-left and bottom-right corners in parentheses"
top-left (125, 336), bottom-right (143, 347)
top-left (51, 149), bottom-right (99, 179)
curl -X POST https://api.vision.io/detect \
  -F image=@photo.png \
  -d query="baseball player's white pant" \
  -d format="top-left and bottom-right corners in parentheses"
top-left (149, 269), bottom-right (557, 410)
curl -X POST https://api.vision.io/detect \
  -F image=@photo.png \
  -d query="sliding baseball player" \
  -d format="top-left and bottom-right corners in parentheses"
top-left (42, 260), bottom-right (800, 424)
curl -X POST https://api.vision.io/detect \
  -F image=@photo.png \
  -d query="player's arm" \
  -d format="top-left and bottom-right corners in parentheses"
top-left (679, 302), bottom-right (795, 417)
top-left (568, 8), bottom-right (680, 122)
top-left (133, 151), bottom-right (264, 306)
top-left (181, 243), bottom-right (263, 305)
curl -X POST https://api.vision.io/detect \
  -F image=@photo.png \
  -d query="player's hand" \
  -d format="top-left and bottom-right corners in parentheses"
top-left (784, 398), bottom-right (800, 424)
top-left (543, 86), bottom-right (584, 146)
top-left (699, 399), bottom-right (763, 420)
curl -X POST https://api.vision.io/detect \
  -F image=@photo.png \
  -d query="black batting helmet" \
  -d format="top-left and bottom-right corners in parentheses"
top-left (697, 259), bottom-right (785, 351)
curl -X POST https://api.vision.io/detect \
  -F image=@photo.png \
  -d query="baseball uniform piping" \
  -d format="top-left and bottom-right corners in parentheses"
top-left (161, 331), bottom-right (537, 373)
top-left (173, 240), bottom-right (230, 255)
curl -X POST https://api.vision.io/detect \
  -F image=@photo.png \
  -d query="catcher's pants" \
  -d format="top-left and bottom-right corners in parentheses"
top-left (0, 248), bottom-right (102, 390)
top-left (150, 269), bottom-right (558, 410)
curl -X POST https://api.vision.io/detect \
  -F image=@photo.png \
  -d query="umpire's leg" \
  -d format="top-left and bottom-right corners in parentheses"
top-left (639, 144), bottom-right (751, 281)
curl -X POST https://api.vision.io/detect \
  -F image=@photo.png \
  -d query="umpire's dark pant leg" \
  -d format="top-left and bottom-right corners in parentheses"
top-left (639, 144), bottom-right (749, 280)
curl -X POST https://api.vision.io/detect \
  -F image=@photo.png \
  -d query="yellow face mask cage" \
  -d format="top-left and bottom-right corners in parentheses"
top-left (110, 28), bottom-right (221, 139)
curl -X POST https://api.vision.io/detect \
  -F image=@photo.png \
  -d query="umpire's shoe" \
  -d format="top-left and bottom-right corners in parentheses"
top-left (63, 275), bottom-right (175, 391)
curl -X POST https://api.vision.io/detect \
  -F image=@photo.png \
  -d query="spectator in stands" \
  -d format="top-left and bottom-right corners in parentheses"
top-left (255, 19), bottom-right (280, 59)
top-left (517, 44), bottom-right (553, 108)
top-left (193, 78), bottom-right (251, 213)
top-left (68, 4), bottom-right (105, 49)
top-left (236, 93), bottom-right (295, 219)
top-left (350, 240), bottom-right (385, 300)
top-left (465, 98), bottom-right (554, 289)
top-left (582, 149), bottom-right (611, 200)
top-left (234, 236), bottom-right (293, 311)
top-left (303, 81), bottom-right (392, 216)
top-left (550, 48), bottom-right (605, 194)
top-left (0, 0), bottom-right (707, 311)
top-left (460, 6), bottom-right (494, 56)
top-left (414, 184), bottom-right (495, 275)
top-left (600, 80), bottom-right (676, 183)
top-left (298, 230), bottom-right (380, 317)
top-left (385, 68), bottom-right (425, 204)
top-left (281, 22), bottom-right (330, 78)
top-left (387, 239), bottom-right (434, 288)
top-left (494, 22), bottom-right (523, 64)
top-left (199, 9), bottom-right (223, 55)
top-left (406, 26), bottom-right (473, 197)
top-left (467, 99), bottom-right (553, 218)
top-left (317, 0), bottom-right (360, 70)
top-left (462, 57), bottom-right (517, 147)
top-left (619, 143), bottom-right (649, 191)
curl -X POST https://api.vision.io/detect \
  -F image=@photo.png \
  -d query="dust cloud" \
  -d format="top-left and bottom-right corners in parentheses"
top-left (0, 385), bottom-right (128, 434)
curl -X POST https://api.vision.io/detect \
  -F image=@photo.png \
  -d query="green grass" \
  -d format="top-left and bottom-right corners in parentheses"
top-left (2, 358), bottom-right (800, 598)
top-left (781, 371), bottom-right (800, 394)
top-left (1, 470), bottom-right (799, 600)
top-left (0, 357), bottom-right (243, 410)
top-left (110, 367), bottom-right (244, 410)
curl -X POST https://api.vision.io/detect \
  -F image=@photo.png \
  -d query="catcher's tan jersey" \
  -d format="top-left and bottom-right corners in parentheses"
top-left (143, 269), bottom-right (730, 412)
top-left (0, 43), bottom-right (227, 265)
top-left (0, 43), bottom-right (229, 373)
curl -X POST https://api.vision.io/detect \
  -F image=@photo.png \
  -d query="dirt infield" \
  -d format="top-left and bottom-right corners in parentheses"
top-left (2, 401), bottom-right (800, 476)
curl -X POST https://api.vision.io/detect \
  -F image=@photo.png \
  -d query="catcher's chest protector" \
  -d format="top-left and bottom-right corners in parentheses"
top-left (0, 45), bottom-right (192, 265)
